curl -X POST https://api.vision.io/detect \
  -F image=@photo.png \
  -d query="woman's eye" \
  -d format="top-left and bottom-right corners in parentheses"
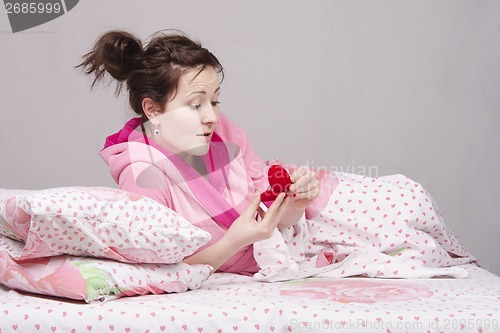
top-left (190, 101), bottom-right (220, 110)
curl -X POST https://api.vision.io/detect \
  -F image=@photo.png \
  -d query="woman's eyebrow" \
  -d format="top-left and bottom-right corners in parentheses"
top-left (186, 87), bottom-right (221, 98)
top-left (186, 90), bottom-right (206, 97)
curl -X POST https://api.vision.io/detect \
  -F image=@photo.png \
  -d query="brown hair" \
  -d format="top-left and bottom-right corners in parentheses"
top-left (77, 30), bottom-right (224, 120)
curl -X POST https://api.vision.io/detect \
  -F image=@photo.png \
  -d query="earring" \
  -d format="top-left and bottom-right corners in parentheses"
top-left (153, 123), bottom-right (160, 136)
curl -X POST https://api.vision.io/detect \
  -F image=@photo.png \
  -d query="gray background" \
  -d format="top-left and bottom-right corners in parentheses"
top-left (0, 0), bottom-right (498, 275)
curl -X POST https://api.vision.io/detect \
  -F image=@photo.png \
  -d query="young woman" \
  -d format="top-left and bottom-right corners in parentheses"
top-left (79, 30), bottom-right (473, 278)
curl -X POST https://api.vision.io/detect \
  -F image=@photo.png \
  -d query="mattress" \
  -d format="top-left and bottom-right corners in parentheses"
top-left (1, 263), bottom-right (499, 333)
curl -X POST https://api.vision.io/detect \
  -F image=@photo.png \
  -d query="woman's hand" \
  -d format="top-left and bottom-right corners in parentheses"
top-left (224, 192), bottom-right (287, 248)
top-left (183, 192), bottom-right (286, 271)
top-left (287, 165), bottom-right (320, 211)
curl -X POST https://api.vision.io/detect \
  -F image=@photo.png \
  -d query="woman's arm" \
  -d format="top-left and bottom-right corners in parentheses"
top-left (277, 166), bottom-right (321, 229)
top-left (183, 192), bottom-right (287, 271)
top-left (181, 232), bottom-right (242, 270)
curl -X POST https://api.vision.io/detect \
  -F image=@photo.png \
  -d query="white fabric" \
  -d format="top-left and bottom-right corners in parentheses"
top-left (253, 173), bottom-right (475, 281)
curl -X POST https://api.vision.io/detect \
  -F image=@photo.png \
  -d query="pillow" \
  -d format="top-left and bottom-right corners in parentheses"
top-left (0, 187), bottom-right (211, 264)
top-left (0, 234), bottom-right (213, 302)
top-left (0, 188), bottom-right (31, 242)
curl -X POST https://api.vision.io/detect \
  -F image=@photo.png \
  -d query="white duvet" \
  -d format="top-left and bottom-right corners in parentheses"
top-left (253, 172), bottom-right (475, 281)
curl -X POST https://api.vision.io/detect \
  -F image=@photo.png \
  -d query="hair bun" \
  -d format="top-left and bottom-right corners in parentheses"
top-left (102, 31), bottom-right (144, 80)
top-left (77, 30), bottom-right (144, 88)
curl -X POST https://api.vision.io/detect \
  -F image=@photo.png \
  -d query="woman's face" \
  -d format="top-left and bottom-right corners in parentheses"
top-left (151, 67), bottom-right (221, 158)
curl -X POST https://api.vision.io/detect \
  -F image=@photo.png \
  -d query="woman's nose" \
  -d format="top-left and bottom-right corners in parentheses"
top-left (200, 104), bottom-right (218, 124)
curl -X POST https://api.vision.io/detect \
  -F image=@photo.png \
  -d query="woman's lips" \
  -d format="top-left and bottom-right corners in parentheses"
top-left (197, 132), bottom-right (213, 142)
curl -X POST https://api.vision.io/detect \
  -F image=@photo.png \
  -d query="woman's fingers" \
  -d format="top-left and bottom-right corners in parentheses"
top-left (290, 168), bottom-right (317, 195)
top-left (242, 192), bottom-right (262, 218)
top-left (291, 182), bottom-right (320, 200)
top-left (261, 192), bottom-right (286, 228)
top-left (289, 165), bottom-right (309, 183)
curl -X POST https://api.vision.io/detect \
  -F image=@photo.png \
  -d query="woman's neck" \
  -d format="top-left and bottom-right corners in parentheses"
top-left (185, 154), bottom-right (208, 178)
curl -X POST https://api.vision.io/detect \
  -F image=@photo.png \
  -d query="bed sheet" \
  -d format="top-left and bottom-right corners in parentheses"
top-left (1, 263), bottom-right (499, 333)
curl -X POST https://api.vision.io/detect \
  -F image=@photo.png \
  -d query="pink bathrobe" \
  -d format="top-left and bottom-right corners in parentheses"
top-left (99, 113), bottom-right (337, 274)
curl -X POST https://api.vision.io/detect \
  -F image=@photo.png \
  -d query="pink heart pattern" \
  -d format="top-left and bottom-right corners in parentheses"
top-left (0, 187), bottom-right (211, 264)
top-left (0, 263), bottom-right (497, 332)
top-left (253, 173), bottom-right (475, 281)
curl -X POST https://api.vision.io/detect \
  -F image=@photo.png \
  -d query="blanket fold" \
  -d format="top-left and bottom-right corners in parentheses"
top-left (253, 172), bottom-right (475, 282)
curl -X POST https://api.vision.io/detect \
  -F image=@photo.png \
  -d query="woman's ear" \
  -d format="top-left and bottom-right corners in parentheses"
top-left (142, 98), bottom-right (161, 121)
